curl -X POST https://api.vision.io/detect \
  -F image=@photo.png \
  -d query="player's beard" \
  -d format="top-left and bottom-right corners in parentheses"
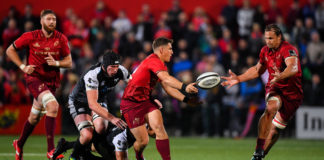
top-left (43, 24), bottom-right (56, 34)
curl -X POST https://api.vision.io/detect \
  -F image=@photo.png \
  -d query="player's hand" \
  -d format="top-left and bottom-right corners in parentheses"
top-left (45, 53), bottom-right (58, 67)
top-left (110, 117), bottom-right (127, 130)
top-left (22, 65), bottom-right (36, 74)
top-left (221, 69), bottom-right (239, 89)
top-left (270, 67), bottom-right (281, 85)
top-left (185, 82), bottom-right (199, 93)
top-left (154, 99), bottom-right (163, 109)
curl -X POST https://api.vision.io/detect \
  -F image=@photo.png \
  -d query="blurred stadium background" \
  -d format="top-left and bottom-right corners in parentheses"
top-left (1, 0), bottom-right (324, 159)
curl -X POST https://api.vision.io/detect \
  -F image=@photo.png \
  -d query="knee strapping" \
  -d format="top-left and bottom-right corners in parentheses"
top-left (272, 117), bottom-right (287, 129)
top-left (31, 105), bottom-right (47, 116)
top-left (92, 113), bottom-right (100, 121)
top-left (42, 93), bottom-right (56, 107)
top-left (77, 121), bottom-right (94, 131)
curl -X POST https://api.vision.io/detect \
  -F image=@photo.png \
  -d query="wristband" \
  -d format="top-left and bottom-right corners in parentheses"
top-left (55, 61), bottom-right (60, 67)
top-left (19, 64), bottom-right (26, 70)
top-left (182, 96), bottom-right (189, 103)
top-left (181, 83), bottom-right (187, 92)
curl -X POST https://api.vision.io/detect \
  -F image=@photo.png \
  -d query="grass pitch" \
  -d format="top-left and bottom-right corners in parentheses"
top-left (0, 135), bottom-right (323, 160)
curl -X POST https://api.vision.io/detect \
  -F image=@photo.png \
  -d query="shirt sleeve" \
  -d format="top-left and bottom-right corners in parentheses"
top-left (84, 68), bottom-right (99, 91)
top-left (60, 34), bottom-right (70, 57)
top-left (13, 32), bottom-right (32, 50)
top-left (147, 58), bottom-right (167, 75)
top-left (119, 65), bottom-right (130, 82)
top-left (282, 46), bottom-right (298, 60)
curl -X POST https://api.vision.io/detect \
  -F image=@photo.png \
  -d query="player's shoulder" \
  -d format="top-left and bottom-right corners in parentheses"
top-left (53, 30), bottom-right (68, 41)
top-left (20, 30), bottom-right (39, 38)
top-left (260, 45), bottom-right (269, 53)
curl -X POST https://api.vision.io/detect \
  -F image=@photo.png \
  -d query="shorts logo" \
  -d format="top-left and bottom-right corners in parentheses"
top-left (33, 42), bottom-right (40, 47)
top-left (54, 41), bottom-right (59, 47)
top-left (133, 117), bottom-right (140, 125)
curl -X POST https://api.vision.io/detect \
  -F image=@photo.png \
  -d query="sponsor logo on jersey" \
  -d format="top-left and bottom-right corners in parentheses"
top-left (289, 50), bottom-right (297, 56)
top-left (54, 41), bottom-right (59, 47)
top-left (33, 42), bottom-right (40, 47)
top-left (44, 47), bottom-right (50, 51)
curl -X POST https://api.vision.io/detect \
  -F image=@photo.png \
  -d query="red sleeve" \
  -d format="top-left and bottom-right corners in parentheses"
top-left (60, 34), bottom-right (70, 57)
top-left (259, 46), bottom-right (267, 65)
top-left (147, 58), bottom-right (167, 74)
top-left (282, 45), bottom-right (298, 60)
top-left (13, 32), bottom-right (32, 50)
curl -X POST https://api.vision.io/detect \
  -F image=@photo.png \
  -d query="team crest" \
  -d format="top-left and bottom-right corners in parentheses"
top-left (54, 41), bottom-right (59, 47)
top-left (33, 42), bottom-right (40, 47)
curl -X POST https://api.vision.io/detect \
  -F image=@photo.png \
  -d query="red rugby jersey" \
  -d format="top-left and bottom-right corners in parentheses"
top-left (14, 30), bottom-right (70, 87)
top-left (122, 54), bottom-right (167, 103)
top-left (259, 41), bottom-right (303, 100)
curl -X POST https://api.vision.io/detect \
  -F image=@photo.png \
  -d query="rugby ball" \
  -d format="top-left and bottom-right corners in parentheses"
top-left (196, 72), bottom-right (221, 89)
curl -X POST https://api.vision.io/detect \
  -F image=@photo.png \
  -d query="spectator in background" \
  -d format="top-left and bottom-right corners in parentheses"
top-left (221, 0), bottom-right (238, 37)
top-left (62, 8), bottom-right (77, 36)
top-left (112, 10), bottom-right (132, 36)
top-left (291, 19), bottom-right (305, 46)
top-left (119, 32), bottom-right (142, 58)
top-left (2, 18), bottom-right (20, 49)
top-left (249, 23), bottom-right (264, 58)
top-left (302, 0), bottom-right (317, 20)
top-left (19, 4), bottom-right (39, 31)
top-left (276, 16), bottom-right (287, 34)
top-left (253, 5), bottom-right (265, 31)
top-left (315, 1), bottom-right (324, 41)
top-left (306, 31), bottom-right (324, 71)
top-left (154, 20), bottom-right (172, 39)
top-left (103, 16), bottom-right (115, 49)
top-left (303, 17), bottom-right (316, 42)
top-left (303, 73), bottom-right (324, 106)
top-left (192, 7), bottom-right (209, 32)
top-left (133, 14), bottom-right (153, 42)
top-left (92, 30), bottom-right (108, 59)
top-left (265, 0), bottom-right (282, 25)
top-left (172, 12), bottom-right (189, 41)
top-left (0, 6), bottom-right (19, 45)
top-left (3, 71), bottom-right (31, 104)
top-left (286, 0), bottom-right (302, 32)
top-left (93, 0), bottom-right (109, 23)
top-left (23, 21), bottom-right (34, 32)
top-left (167, 0), bottom-right (183, 34)
top-left (237, 0), bottom-right (254, 38)
top-left (140, 3), bottom-right (154, 24)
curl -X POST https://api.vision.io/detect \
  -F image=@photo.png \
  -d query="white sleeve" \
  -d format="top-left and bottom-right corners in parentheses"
top-left (83, 68), bottom-right (100, 91)
top-left (119, 65), bottom-right (130, 82)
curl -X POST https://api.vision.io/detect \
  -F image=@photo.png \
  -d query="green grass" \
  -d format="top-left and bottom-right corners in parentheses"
top-left (0, 135), bottom-right (324, 160)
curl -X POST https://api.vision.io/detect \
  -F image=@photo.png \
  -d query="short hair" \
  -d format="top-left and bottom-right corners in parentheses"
top-left (102, 50), bottom-right (120, 69)
top-left (40, 9), bottom-right (56, 18)
top-left (265, 24), bottom-right (285, 41)
top-left (152, 37), bottom-right (173, 50)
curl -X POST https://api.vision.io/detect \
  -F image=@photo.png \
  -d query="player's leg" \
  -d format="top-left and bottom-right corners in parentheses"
top-left (14, 99), bottom-right (44, 160)
top-left (37, 90), bottom-right (59, 155)
top-left (263, 112), bottom-right (286, 156)
top-left (130, 125), bottom-right (149, 160)
top-left (252, 94), bottom-right (281, 160)
top-left (70, 114), bottom-right (94, 159)
top-left (146, 109), bottom-right (170, 160)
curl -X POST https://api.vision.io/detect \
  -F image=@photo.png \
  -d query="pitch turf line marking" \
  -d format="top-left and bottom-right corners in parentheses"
top-left (0, 153), bottom-right (44, 156)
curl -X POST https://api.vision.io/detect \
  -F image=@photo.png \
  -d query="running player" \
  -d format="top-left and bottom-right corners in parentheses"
top-left (6, 9), bottom-right (72, 160)
top-left (221, 24), bottom-right (303, 160)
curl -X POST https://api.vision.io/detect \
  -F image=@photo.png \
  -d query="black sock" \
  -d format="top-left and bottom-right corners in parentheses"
top-left (71, 138), bottom-right (84, 158)
top-left (65, 141), bottom-right (76, 150)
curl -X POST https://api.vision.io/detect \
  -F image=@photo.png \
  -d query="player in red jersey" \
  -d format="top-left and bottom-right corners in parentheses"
top-left (6, 9), bottom-right (72, 160)
top-left (221, 24), bottom-right (303, 160)
top-left (120, 37), bottom-right (200, 160)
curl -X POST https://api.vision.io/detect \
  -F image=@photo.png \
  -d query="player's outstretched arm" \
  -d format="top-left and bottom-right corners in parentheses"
top-left (157, 71), bottom-right (198, 94)
top-left (6, 44), bottom-right (36, 74)
top-left (221, 62), bottom-right (266, 88)
top-left (86, 90), bottom-right (127, 129)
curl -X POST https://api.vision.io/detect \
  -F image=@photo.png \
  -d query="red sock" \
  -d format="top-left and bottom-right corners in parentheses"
top-left (135, 148), bottom-right (144, 160)
top-left (18, 120), bottom-right (35, 148)
top-left (156, 139), bottom-right (171, 160)
top-left (256, 138), bottom-right (265, 150)
top-left (45, 116), bottom-right (56, 152)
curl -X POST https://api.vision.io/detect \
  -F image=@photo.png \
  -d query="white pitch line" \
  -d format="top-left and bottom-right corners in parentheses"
top-left (0, 153), bottom-right (44, 156)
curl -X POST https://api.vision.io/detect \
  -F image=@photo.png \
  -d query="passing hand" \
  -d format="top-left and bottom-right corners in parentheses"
top-left (221, 69), bottom-right (239, 89)
top-left (185, 82), bottom-right (199, 94)
top-left (110, 117), bottom-right (127, 130)
top-left (270, 67), bottom-right (281, 86)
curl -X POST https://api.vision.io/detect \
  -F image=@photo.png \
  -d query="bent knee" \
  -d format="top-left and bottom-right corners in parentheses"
top-left (80, 129), bottom-right (93, 143)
